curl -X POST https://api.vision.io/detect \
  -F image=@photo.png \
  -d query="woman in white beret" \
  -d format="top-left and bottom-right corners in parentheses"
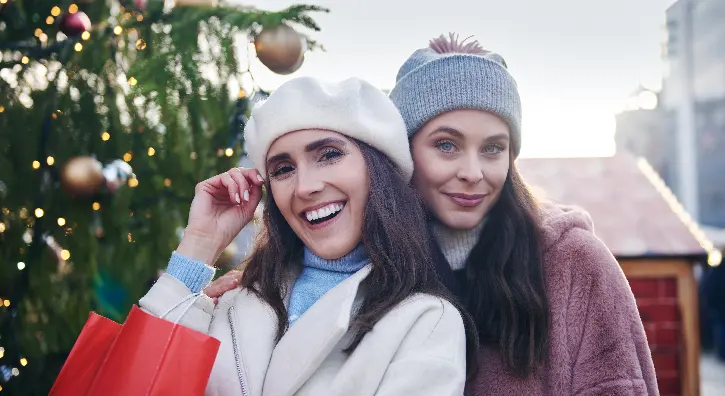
top-left (140, 76), bottom-right (476, 396)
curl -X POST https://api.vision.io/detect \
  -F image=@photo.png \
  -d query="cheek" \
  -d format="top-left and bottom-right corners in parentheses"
top-left (487, 159), bottom-right (510, 192)
top-left (412, 153), bottom-right (449, 190)
top-left (270, 182), bottom-right (294, 219)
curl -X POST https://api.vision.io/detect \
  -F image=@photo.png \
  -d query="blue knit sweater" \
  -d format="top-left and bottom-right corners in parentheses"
top-left (165, 245), bottom-right (369, 325)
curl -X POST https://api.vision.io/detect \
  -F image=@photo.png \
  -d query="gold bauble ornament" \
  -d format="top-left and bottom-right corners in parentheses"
top-left (254, 24), bottom-right (305, 75)
top-left (60, 156), bottom-right (105, 197)
top-left (216, 243), bottom-right (238, 268)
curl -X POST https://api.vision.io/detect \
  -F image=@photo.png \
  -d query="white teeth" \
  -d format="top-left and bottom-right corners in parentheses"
top-left (305, 203), bottom-right (344, 223)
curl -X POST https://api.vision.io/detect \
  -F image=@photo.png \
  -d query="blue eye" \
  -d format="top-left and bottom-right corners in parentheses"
top-left (483, 144), bottom-right (505, 155)
top-left (435, 141), bottom-right (456, 153)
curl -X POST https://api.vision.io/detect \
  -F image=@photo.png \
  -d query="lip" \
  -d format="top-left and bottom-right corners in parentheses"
top-left (299, 200), bottom-right (347, 230)
top-left (299, 200), bottom-right (347, 217)
top-left (443, 192), bottom-right (487, 208)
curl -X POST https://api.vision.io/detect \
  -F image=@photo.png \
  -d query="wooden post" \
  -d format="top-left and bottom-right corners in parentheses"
top-left (620, 259), bottom-right (700, 396)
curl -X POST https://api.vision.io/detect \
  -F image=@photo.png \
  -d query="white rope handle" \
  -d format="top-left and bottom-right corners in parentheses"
top-left (159, 293), bottom-right (205, 325)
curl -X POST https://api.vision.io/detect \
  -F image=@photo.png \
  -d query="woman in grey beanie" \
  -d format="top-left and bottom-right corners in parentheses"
top-left (388, 34), bottom-right (658, 395)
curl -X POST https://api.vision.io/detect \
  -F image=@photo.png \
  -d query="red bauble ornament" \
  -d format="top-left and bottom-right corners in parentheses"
top-left (59, 12), bottom-right (92, 37)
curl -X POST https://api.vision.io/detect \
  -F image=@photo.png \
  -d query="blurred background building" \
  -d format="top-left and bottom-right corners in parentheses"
top-left (616, 0), bottom-right (725, 230)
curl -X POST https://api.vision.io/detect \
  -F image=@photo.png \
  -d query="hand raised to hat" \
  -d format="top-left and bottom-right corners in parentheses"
top-left (176, 167), bottom-right (264, 265)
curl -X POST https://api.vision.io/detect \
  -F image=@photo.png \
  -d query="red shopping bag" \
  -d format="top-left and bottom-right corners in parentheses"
top-left (51, 295), bottom-right (221, 396)
top-left (50, 312), bottom-right (122, 395)
top-left (87, 305), bottom-right (220, 395)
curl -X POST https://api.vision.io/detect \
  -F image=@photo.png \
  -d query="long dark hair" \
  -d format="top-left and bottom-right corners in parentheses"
top-left (461, 154), bottom-right (549, 377)
top-left (241, 138), bottom-right (480, 376)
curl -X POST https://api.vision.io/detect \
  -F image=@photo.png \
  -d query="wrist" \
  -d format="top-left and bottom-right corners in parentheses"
top-left (176, 230), bottom-right (224, 266)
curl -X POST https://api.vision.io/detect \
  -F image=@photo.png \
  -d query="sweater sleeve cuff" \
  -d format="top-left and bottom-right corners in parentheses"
top-left (165, 252), bottom-right (216, 293)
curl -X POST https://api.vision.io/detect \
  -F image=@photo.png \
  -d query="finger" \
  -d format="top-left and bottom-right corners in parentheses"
top-left (228, 168), bottom-right (251, 203)
top-left (238, 167), bottom-right (265, 187)
top-left (219, 172), bottom-right (240, 204)
top-left (204, 275), bottom-right (240, 298)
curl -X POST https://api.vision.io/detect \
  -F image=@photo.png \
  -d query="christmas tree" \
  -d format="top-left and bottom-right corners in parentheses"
top-left (0, 0), bottom-right (327, 393)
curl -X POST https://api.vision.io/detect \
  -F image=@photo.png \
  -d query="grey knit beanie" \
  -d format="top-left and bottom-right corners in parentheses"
top-left (389, 34), bottom-right (523, 157)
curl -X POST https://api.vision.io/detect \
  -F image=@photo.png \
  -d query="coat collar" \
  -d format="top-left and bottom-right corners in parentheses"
top-left (230, 264), bottom-right (372, 396)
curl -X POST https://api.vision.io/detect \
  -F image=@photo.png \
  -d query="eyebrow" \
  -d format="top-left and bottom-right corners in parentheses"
top-left (429, 126), bottom-right (509, 142)
top-left (304, 137), bottom-right (346, 152)
top-left (266, 137), bottom-right (347, 167)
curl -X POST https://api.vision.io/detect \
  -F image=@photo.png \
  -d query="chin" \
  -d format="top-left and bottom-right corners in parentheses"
top-left (439, 211), bottom-right (486, 231)
top-left (305, 239), bottom-right (359, 260)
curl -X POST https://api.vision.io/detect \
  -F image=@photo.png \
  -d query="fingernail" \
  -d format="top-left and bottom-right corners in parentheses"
top-left (256, 174), bottom-right (264, 182)
top-left (235, 193), bottom-right (241, 204)
top-left (243, 190), bottom-right (249, 202)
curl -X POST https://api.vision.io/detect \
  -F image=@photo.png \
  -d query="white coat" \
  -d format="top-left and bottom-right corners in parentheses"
top-left (139, 265), bottom-right (467, 396)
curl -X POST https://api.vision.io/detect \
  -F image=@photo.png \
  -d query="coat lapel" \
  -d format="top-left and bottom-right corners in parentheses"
top-left (262, 265), bottom-right (372, 396)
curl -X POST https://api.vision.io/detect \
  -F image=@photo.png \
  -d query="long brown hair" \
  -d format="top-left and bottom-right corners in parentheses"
top-left (241, 138), bottom-right (480, 375)
top-left (460, 154), bottom-right (549, 377)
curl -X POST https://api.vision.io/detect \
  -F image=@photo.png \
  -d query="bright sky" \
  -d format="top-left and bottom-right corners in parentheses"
top-left (242, 0), bottom-right (677, 158)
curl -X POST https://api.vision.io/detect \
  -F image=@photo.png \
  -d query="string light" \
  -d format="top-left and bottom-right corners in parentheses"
top-left (136, 39), bottom-right (147, 50)
top-left (17, 262), bottom-right (25, 271)
top-left (0, 223), bottom-right (5, 233)
top-left (40, 33), bottom-right (48, 43)
top-left (147, 147), bottom-right (155, 156)
top-left (57, 218), bottom-right (66, 226)
top-left (101, 132), bottom-right (110, 141)
top-left (46, 16), bottom-right (54, 25)
top-left (82, 31), bottom-right (91, 41)
top-left (68, 4), bottom-right (79, 13)
top-left (0, 106), bottom-right (4, 112)
top-left (127, 233), bottom-right (133, 243)
top-left (32, 160), bottom-right (40, 169)
top-left (123, 152), bottom-right (132, 162)
top-left (114, 26), bottom-right (123, 35)
top-left (190, 152), bottom-right (198, 160)
top-left (0, 346), bottom-right (4, 357)
top-left (34, 29), bottom-right (43, 37)
top-left (21, 56), bottom-right (29, 64)
top-left (164, 178), bottom-right (172, 187)
top-left (92, 202), bottom-right (100, 211)
top-left (637, 158), bottom-right (722, 267)
top-left (225, 148), bottom-right (234, 157)
top-left (46, 156), bottom-right (55, 165)
top-left (60, 250), bottom-right (70, 260)
top-left (137, 15), bottom-right (144, 22)
top-left (34, 208), bottom-right (44, 218)
top-left (3, 300), bottom-right (9, 307)
top-left (128, 77), bottom-right (138, 86)
top-left (20, 358), bottom-right (27, 367)
top-left (51, 6), bottom-right (61, 16)
top-left (74, 43), bottom-right (83, 52)
top-left (11, 368), bottom-right (18, 376)
top-left (128, 177), bottom-right (139, 188)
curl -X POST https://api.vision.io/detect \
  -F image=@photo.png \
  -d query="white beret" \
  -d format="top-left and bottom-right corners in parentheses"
top-left (244, 77), bottom-right (413, 181)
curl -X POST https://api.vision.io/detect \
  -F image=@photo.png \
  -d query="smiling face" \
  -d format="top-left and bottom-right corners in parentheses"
top-left (266, 129), bottom-right (369, 260)
top-left (410, 109), bottom-right (511, 230)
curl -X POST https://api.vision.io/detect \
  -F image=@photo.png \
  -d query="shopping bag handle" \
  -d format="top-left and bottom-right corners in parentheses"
top-left (159, 293), bottom-right (205, 325)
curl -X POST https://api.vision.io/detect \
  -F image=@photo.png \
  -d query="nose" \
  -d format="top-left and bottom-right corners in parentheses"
top-left (456, 153), bottom-right (484, 184)
top-left (295, 166), bottom-right (325, 199)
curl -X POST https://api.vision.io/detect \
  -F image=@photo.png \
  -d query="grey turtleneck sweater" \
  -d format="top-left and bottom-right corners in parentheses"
top-left (430, 220), bottom-right (485, 271)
